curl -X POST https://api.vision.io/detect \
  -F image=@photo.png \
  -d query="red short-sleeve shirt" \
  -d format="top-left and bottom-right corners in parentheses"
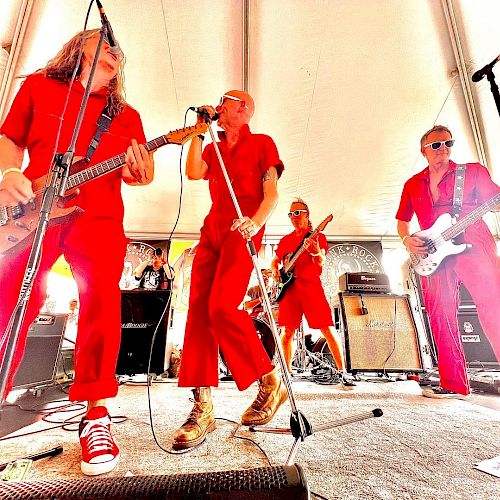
top-left (396, 160), bottom-right (500, 230)
top-left (202, 124), bottom-right (284, 221)
top-left (276, 231), bottom-right (328, 281)
top-left (0, 73), bottom-right (146, 220)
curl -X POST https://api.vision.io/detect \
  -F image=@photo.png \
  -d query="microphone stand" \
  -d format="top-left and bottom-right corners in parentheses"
top-left (483, 70), bottom-right (500, 118)
top-left (0, 27), bottom-right (109, 405)
top-left (204, 119), bottom-right (383, 465)
top-left (472, 55), bottom-right (500, 116)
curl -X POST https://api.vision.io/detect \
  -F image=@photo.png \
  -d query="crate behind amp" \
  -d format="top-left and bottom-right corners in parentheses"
top-left (339, 292), bottom-right (423, 373)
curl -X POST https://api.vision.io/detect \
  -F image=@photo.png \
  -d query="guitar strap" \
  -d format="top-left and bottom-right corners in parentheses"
top-left (83, 104), bottom-right (114, 164)
top-left (452, 164), bottom-right (466, 217)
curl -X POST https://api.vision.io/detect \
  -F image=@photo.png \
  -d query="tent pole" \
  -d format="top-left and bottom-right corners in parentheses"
top-left (242, 0), bottom-right (250, 92)
top-left (0, 0), bottom-right (34, 123)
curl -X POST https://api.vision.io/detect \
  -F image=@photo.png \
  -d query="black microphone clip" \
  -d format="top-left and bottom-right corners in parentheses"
top-left (471, 54), bottom-right (500, 82)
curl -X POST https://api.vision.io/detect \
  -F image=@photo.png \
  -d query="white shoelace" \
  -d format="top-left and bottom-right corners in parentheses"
top-left (80, 416), bottom-right (114, 456)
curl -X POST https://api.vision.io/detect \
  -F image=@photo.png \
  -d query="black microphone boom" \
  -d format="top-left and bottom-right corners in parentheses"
top-left (472, 54), bottom-right (500, 82)
top-left (189, 107), bottom-right (219, 122)
top-left (95, 0), bottom-right (123, 58)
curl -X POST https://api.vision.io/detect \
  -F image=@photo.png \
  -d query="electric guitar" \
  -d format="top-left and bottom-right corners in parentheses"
top-left (0, 123), bottom-right (207, 256)
top-left (410, 192), bottom-right (500, 276)
top-left (274, 214), bottom-right (333, 302)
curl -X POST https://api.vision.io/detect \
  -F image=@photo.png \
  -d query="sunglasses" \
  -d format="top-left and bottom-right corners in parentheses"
top-left (288, 209), bottom-right (308, 217)
top-left (218, 94), bottom-right (248, 109)
top-left (423, 140), bottom-right (455, 150)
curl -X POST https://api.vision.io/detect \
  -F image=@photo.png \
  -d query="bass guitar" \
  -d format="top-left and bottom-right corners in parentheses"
top-left (410, 192), bottom-right (500, 276)
top-left (0, 123), bottom-right (207, 256)
top-left (274, 214), bottom-right (333, 302)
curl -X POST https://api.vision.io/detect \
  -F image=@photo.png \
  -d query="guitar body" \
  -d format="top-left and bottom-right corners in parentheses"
top-left (410, 213), bottom-right (467, 276)
top-left (275, 267), bottom-right (295, 302)
top-left (0, 123), bottom-right (207, 257)
top-left (0, 173), bottom-right (82, 256)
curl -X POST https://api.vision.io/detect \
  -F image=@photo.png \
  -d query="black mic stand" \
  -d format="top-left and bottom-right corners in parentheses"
top-left (203, 118), bottom-right (382, 466)
top-left (483, 70), bottom-right (500, 117)
top-left (0, 26), bottom-right (109, 405)
top-left (472, 55), bottom-right (500, 116)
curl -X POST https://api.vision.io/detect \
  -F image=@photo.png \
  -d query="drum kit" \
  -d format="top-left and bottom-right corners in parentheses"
top-left (219, 300), bottom-right (337, 380)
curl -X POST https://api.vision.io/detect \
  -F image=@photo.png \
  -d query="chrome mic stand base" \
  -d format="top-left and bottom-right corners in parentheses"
top-left (250, 408), bottom-right (383, 465)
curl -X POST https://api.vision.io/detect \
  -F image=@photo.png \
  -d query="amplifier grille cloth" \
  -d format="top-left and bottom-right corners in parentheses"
top-left (341, 294), bottom-right (422, 371)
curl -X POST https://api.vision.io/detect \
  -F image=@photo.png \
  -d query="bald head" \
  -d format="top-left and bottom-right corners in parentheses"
top-left (225, 90), bottom-right (255, 120)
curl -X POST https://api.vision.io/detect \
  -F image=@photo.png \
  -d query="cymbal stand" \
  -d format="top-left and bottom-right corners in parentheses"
top-left (205, 118), bottom-right (383, 466)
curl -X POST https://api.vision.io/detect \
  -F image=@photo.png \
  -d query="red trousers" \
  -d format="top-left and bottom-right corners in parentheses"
top-left (178, 220), bottom-right (273, 391)
top-left (0, 217), bottom-right (126, 401)
top-left (422, 235), bottom-right (500, 395)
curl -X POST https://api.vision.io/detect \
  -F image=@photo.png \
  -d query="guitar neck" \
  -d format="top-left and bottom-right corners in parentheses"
top-left (67, 135), bottom-right (169, 190)
top-left (284, 228), bottom-right (319, 272)
top-left (442, 193), bottom-right (500, 241)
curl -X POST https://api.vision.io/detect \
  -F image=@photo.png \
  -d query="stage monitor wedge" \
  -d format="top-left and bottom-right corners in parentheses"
top-left (339, 292), bottom-right (423, 373)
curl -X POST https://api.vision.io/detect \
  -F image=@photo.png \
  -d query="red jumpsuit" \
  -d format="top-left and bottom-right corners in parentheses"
top-left (178, 124), bottom-right (284, 391)
top-left (0, 73), bottom-right (147, 401)
top-left (276, 231), bottom-right (333, 329)
top-left (396, 160), bottom-right (500, 395)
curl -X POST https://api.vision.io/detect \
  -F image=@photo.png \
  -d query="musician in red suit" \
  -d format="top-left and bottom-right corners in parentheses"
top-left (0, 29), bottom-right (154, 475)
top-left (172, 91), bottom-right (286, 451)
top-left (271, 198), bottom-right (355, 388)
top-left (396, 125), bottom-right (500, 398)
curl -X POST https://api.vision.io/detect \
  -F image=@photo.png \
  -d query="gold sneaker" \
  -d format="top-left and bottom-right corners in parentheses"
top-left (241, 375), bottom-right (288, 426)
top-left (172, 387), bottom-right (215, 450)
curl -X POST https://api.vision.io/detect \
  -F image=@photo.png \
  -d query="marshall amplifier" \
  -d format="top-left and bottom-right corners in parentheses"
top-left (339, 272), bottom-right (391, 293)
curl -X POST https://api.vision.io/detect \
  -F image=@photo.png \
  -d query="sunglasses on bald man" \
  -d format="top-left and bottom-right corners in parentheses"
top-left (218, 94), bottom-right (248, 109)
top-left (423, 139), bottom-right (455, 150)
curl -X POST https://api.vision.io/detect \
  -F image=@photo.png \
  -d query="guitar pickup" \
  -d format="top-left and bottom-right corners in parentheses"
top-left (8, 203), bottom-right (25, 220)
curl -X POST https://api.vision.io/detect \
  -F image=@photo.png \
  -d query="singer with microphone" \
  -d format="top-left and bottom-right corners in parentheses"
top-left (0, 28), bottom-right (154, 476)
top-left (172, 91), bottom-right (286, 451)
top-left (270, 199), bottom-right (355, 388)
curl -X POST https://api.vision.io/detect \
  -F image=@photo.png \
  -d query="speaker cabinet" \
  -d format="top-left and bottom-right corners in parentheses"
top-left (117, 290), bottom-right (170, 376)
top-left (458, 311), bottom-right (498, 367)
top-left (339, 293), bottom-right (423, 373)
top-left (0, 465), bottom-right (309, 499)
top-left (13, 314), bottom-right (68, 389)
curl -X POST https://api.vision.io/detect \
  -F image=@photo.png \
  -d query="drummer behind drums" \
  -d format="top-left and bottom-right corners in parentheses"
top-left (243, 269), bottom-right (274, 317)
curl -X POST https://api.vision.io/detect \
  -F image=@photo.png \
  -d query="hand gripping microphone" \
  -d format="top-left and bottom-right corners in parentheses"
top-left (189, 107), bottom-right (219, 122)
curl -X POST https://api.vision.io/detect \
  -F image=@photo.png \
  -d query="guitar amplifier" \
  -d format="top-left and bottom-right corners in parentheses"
top-left (339, 272), bottom-right (391, 293)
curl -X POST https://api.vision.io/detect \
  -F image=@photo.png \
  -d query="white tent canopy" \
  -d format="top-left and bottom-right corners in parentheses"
top-left (1, 0), bottom-right (499, 241)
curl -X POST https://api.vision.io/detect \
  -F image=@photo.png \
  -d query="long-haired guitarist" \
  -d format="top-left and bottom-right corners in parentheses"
top-left (270, 198), bottom-right (355, 388)
top-left (0, 29), bottom-right (154, 476)
top-left (396, 125), bottom-right (500, 399)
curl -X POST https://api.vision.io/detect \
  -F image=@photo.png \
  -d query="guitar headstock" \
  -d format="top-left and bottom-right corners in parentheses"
top-left (165, 123), bottom-right (208, 145)
top-left (317, 214), bottom-right (333, 232)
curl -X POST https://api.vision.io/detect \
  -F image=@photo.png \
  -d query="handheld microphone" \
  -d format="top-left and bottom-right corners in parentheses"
top-left (189, 107), bottom-right (219, 122)
top-left (471, 54), bottom-right (500, 82)
top-left (95, 0), bottom-right (123, 58)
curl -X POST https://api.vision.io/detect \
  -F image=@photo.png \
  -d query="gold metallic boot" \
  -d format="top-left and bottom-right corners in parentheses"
top-left (241, 372), bottom-right (288, 427)
top-left (172, 387), bottom-right (215, 450)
